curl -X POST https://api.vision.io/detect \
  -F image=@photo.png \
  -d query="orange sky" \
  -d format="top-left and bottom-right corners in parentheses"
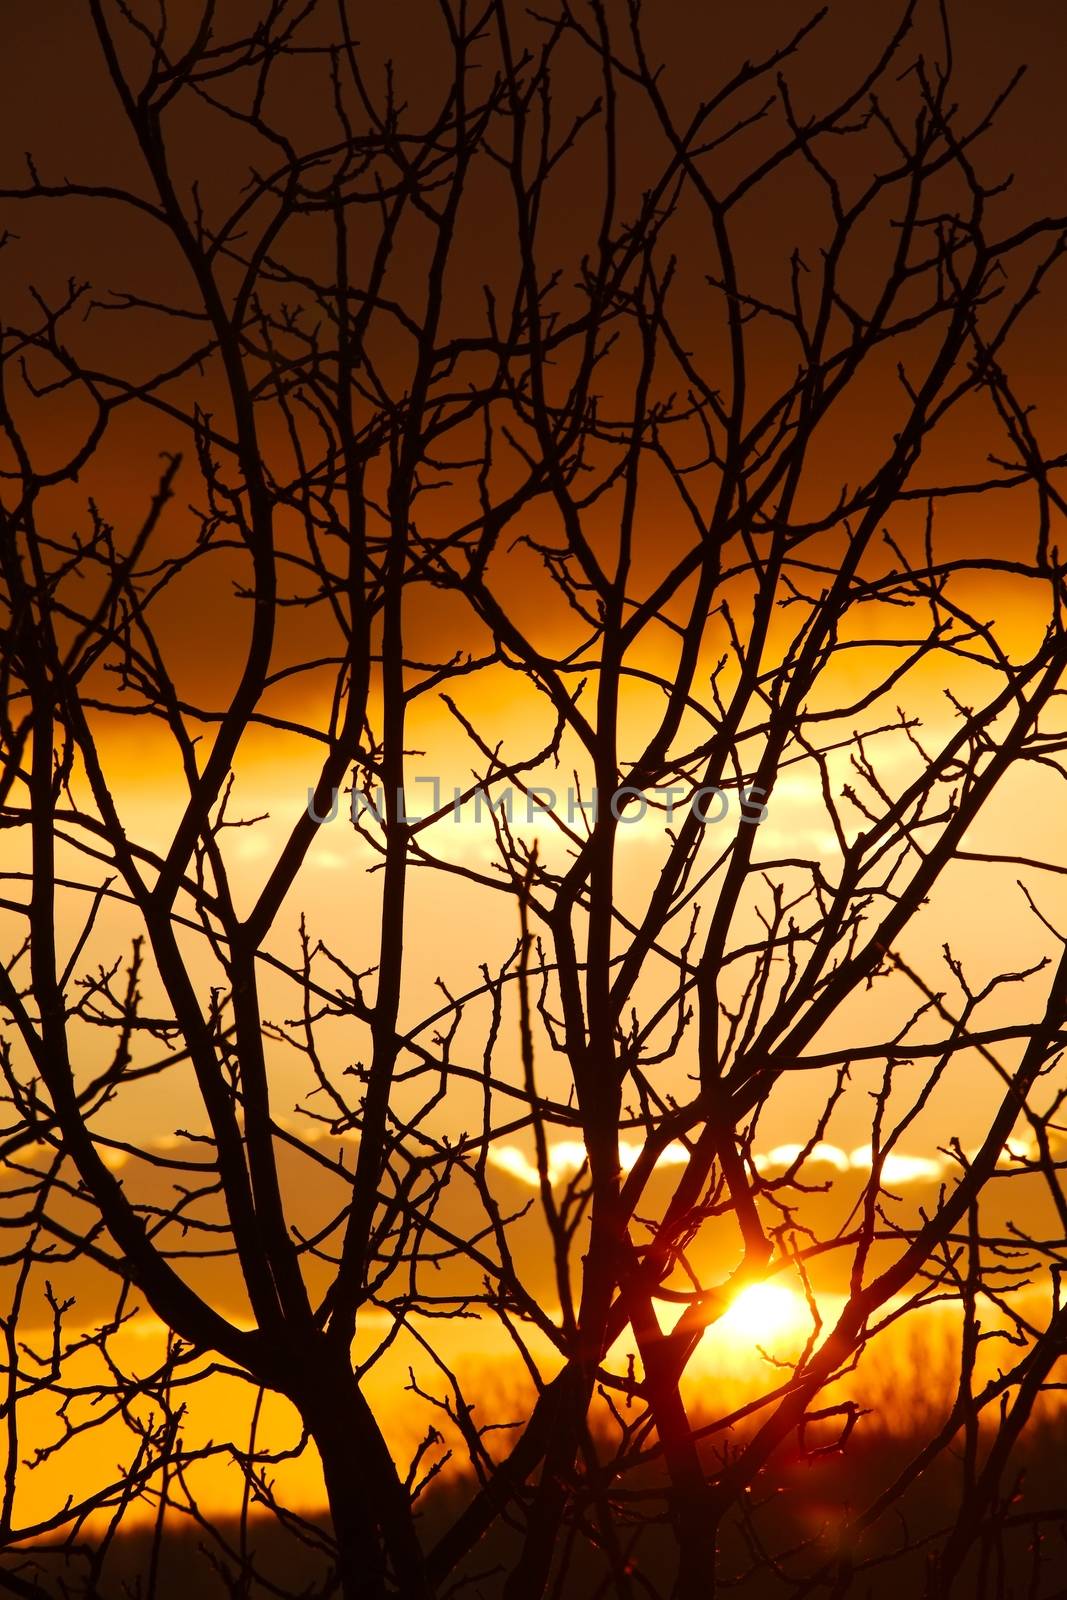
top-left (2, 0), bottom-right (1067, 1545)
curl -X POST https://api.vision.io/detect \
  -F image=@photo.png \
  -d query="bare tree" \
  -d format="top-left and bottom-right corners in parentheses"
top-left (2, 3), bottom-right (1067, 1598)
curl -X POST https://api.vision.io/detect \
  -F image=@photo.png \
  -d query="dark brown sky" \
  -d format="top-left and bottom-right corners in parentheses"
top-left (4, 1), bottom-right (1064, 477)
top-left (2, 1), bottom-right (1065, 707)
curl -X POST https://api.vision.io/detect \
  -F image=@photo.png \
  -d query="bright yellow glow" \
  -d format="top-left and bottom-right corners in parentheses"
top-left (720, 1282), bottom-right (808, 1346)
top-left (488, 1138), bottom-right (690, 1188)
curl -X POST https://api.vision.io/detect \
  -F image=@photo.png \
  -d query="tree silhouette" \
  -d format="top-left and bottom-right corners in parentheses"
top-left (2, 3), bottom-right (1066, 1598)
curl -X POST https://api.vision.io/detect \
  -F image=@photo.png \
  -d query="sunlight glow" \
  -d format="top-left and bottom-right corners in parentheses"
top-left (719, 1282), bottom-right (809, 1347)
top-left (489, 1138), bottom-right (689, 1188)
top-left (848, 1146), bottom-right (944, 1184)
top-left (492, 1137), bottom-right (951, 1190)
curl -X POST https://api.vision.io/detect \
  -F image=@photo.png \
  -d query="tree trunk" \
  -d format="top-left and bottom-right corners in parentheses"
top-left (303, 1367), bottom-right (433, 1600)
top-left (316, 1424), bottom-right (389, 1600)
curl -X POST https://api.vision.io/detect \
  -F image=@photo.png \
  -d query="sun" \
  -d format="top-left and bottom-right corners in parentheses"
top-left (720, 1282), bottom-right (808, 1346)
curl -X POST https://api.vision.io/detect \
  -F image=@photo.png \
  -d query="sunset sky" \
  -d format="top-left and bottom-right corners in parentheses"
top-left (2, 4), bottom-right (1067, 1581)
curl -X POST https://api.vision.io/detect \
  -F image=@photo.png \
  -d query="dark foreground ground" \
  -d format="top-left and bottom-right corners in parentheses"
top-left (4, 1408), bottom-right (1066, 1598)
